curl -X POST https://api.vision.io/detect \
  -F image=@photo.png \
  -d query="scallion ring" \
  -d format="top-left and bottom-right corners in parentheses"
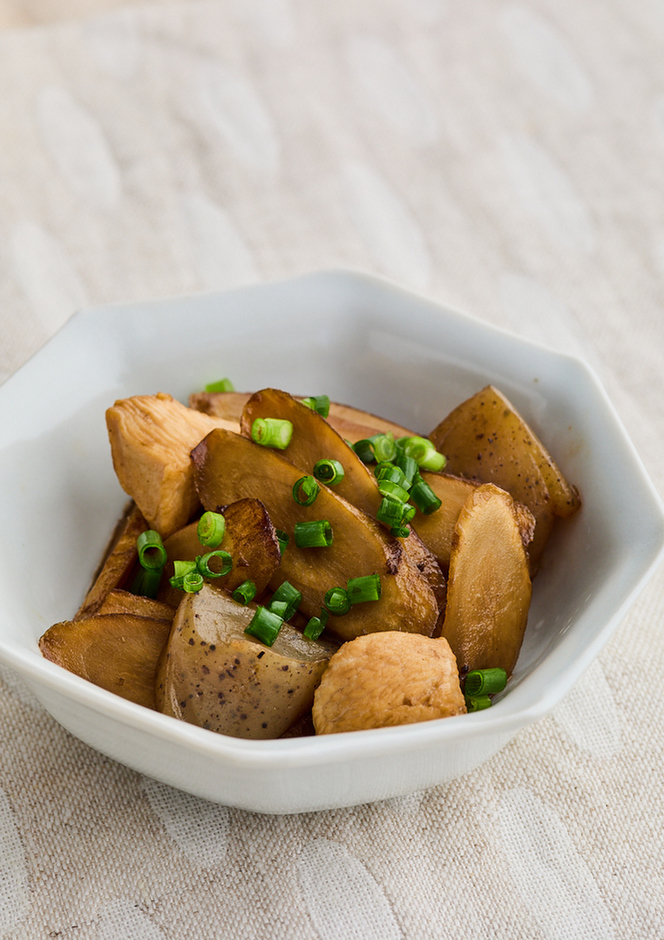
top-left (465, 668), bottom-right (507, 697)
top-left (204, 377), bottom-right (235, 393)
top-left (346, 573), bottom-right (381, 604)
top-left (251, 417), bottom-right (293, 450)
top-left (352, 439), bottom-right (375, 464)
top-left (324, 586), bottom-right (351, 616)
top-left (377, 480), bottom-right (410, 503)
top-left (376, 496), bottom-right (406, 528)
top-left (400, 435), bottom-right (446, 471)
top-left (465, 695), bottom-right (493, 712)
top-left (368, 433), bottom-right (396, 463)
top-left (313, 458), bottom-right (345, 486)
top-left (136, 530), bottom-right (167, 570)
top-left (232, 580), bottom-right (257, 605)
top-left (131, 567), bottom-right (162, 599)
top-left (294, 519), bottom-right (333, 548)
top-left (269, 581), bottom-right (302, 620)
top-left (197, 510), bottom-right (225, 548)
top-left (409, 478), bottom-right (442, 515)
top-left (303, 608), bottom-right (330, 641)
top-left (182, 571), bottom-right (204, 593)
top-left (301, 394), bottom-right (330, 418)
top-left (196, 550), bottom-right (232, 578)
top-left (244, 606), bottom-right (284, 647)
top-left (292, 475), bottom-right (319, 506)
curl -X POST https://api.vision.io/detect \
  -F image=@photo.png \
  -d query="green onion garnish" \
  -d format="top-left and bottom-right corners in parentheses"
top-left (131, 567), bottom-right (162, 599)
top-left (399, 435), bottom-right (446, 471)
top-left (313, 458), bottom-right (345, 486)
top-left (352, 439), bottom-right (375, 464)
top-left (251, 417), bottom-right (293, 450)
top-left (390, 525), bottom-right (411, 538)
top-left (375, 464), bottom-right (410, 490)
top-left (346, 573), bottom-right (381, 604)
top-left (169, 559), bottom-right (198, 592)
top-left (377, 480), bottom-right (410, 503)
top-left (368, 433), bottom-right (396, 463)
top-left (403, 504), bottom-right (417, 523)
top-left (275, 529), bottom-right (289, 554)
top-left (376, 496), bottom-right (406, 528)
top-left (136, 530), bottom-right (167, 570)
top-left (465, 695), bottom-right (493, 712)
top-left (196, 550), bottom-right (232, 578)
top-left (244, 606), bottom-right (284, 647)
top-left (301, 394), bottom-right (330, 418)
top-left (409, 478), bottom-right (442, 515)
top-left (394, 452), bottom-right (419, 487)
top-left (292, 475), bottom-right (320, 506)
top-left (324, 586), bottom-right (351, 615)
top-left (232, 580), bottom-right (257, 605)
top-left (204, 377), bottom-right (235, 393)
top-left (303, 609), bottom-right (330, 641)
top-left (269, 581), bottom-right (302, 620)
top-left (269, 600), bottom-right (289, 619)
top-left (465, 668), bottom-right (508, 697)
top-left (197, 510), bottom-right (226, 548)
top-left (294, 519), bottom-right (333, 548)
top-left (182, 571), bottom-right (204, 593)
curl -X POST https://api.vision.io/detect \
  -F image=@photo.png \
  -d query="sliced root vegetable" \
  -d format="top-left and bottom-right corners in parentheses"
top-left (156, 584), bottom-right (337, 739)
top-left (191, 427), bottom-right (439, 642)
top-left (312, 632), bottom-right (466, 734)
top-left (158, 498), bottom-right (281, 608)
top-left (75, 503), bottom-right (149, 620)
top-left (39, 613), bottom-right (172, 710)
top-left (106, 392), bottom-right (237, 538)
top-left (441, 483), bottom-right (533, 678)
top-left (96, 589), bottom-right (175, 621)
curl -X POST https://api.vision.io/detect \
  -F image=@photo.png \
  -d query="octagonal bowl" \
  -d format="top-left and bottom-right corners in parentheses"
top-left (1, 269), bottom-right (662, 814)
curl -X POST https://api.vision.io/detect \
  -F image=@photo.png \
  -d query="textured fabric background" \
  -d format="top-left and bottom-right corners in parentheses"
top-left (1, 1), bottom-right (663, 937)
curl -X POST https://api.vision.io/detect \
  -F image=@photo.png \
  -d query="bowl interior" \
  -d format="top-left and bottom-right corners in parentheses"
top-left (0, 269), bottom-right (662, 733)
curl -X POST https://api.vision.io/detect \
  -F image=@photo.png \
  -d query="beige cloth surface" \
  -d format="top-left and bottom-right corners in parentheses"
top-left (1, 1), bottom-right (663, 937)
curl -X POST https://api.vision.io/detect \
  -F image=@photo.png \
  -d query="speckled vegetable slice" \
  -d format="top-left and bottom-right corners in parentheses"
top-left (156, 584), bottom-right (337, 739)
top-left (191, 428), bottom-right (439, 642)
top-left (441, 483), bottom-right (533, 678)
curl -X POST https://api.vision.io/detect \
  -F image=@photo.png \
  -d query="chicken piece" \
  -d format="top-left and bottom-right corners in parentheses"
top-left (106, 393), bottom-right (236, 537)
top-left (312, 632), bottom-right (466, 734)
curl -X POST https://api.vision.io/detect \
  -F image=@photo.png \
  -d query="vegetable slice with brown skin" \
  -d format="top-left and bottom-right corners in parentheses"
top-left (39, 613), bottom-right (172, 710)
top-left (427, 385), bottom-right (575, 569)
top-left (441, 483), bottom-right (533, 679)
top-left (156, 584), bottom-right (337, 739)
top-left (191, 427), bottom-right (439, 642)
top-left (157, 498), bottom-right (281, 608)
top-left (106, 392), bottom-right (237, 538)
top-left (96, 589), bottom-right (175, 621)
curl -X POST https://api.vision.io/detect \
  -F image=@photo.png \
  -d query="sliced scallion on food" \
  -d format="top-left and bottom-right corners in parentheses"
top-left (394, 452), bottom-right (419, 487)
top-left (196, 550), bottom-right (232, 578)
top-left (251, 417), bottom-right (293, 450)
top-left (131, 566), bottom-right (162, 599)
top-left (346, 573), bottom-right (381, 604)
top-left (390, 525), bottom-right (411, 538)
top-left (275, 529), bottom-right (289, 554)
top-left (301, 394), bottom-right (330, 418)
top-left (352, 439), bottom-right (375, 464)
top-left (182, 571), bottom-right (204, 593)
top-left (204, 377), bottom-right (235, 393)
top-left (303, 610), bottom-right (329, 641)
top-left (465, 668), bottom-right (507, 697)
top-left (399, 435), bottom-right (446, 471)
top-left (232, 580), bottom-right (257, 605)
top-left (136, 530), bottom-right (167, 570)
top-left (409, 478), bottom-right (442, 515)
top-left (376, 496), bottom-right (406, 528)
top-left (368, 433), bottom-right (396, 463)
top-left (313, 458), bottom-right (345, 486)
top-left (244, 606), bottom-right (284, 646)
top-left (377, 480), bottom-right (410, 503)
top-left (294, 519), bottom-right (333, 548)
top-left (465, 695), bottom-right (493, 712)
top-left (197, 510), bottom-right (225, 548)
top-left (292, 475), bottom-right (319, 506)
top-left (269, 581), bottom-right (302, 620)
top-left (324, 586), bottom-right (351, 616)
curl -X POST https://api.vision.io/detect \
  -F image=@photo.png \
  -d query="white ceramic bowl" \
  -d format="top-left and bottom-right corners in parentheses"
top-left (1, 270), bottom-right (662, 814)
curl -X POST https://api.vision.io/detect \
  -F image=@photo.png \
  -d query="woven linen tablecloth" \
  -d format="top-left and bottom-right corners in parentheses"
top-left (1, 1), bottom-right (663, 937)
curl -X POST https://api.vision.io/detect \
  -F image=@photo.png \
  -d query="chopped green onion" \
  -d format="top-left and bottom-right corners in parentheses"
top-left (377, 480), bottom-right (410, 503)
top-left (376, 496), bottom-right (406, 528)
top-left (465, 695), bottom-right (493, 712)
top-left (347, 573), bottom-right (381, 604)
top-left (402, 504), bottom-right (417, 523)
top-left (313, 458), bottom-right (345, 486)
top-left (269, 581), bottom-right (302, 620)
top-left (197, 511), bottom-right (225, 548)
top-left (182, 571), bottom-right (204, 593)
top-left (196, 550), bottom-right (232, 578)
top-left (275, 529), bottom-right (289, 554)
top-left (352, 439), bottom-right (375, 464)
top-left (390, 525), bottom-right (411, 538)
top-left (172, 559), bottom-right (197, 580)
top-left (400, 435), bottom-right (446, 471)
top-left (294, 519), bottom-right (333, 548)
top-left (131, 566), bottom-right (162, 599)
top-left (303, 609), bottom-right (329, 641)
top-left (244, 606), bottom-right (283, 646)
top-left (465, 668), bottom-right (508, 697)
top-left (409, 478), bottom-right (442, 515)
top-left (394, 452), bottom-right (419, 487)
top-left (375, 464), bottom-right (410, 490)
top-left (232, 580), bottom-right (257, 605)
top-left (301, 394), bottom-right (330, 418)
top-left (251, 417), bottom-right (293, 450)
top-left (204, 377), bottom-right (235, 393)
top-left (269, 600), bottom-right (289, 619)
top-left (292, 475), bottom-right (320, 506)
top-left (168, 559), bottom-right (199, 592)
top-left (324, 587), bottom-right (351, 615)
top-left (368, 433), bottom-right (396, 463)
top-left (136, 530), bottom-right (167, 570)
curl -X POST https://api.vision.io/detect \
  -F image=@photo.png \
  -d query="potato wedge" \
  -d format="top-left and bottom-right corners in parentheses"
top-left (158, 498), bottom-right (281, 608)
top-left (39, 613), bottom-right (172, 710)
top-left (428, 386), bottom-right (576, 568)
top-left (106, 392), bottom-right (237, 538)
top-left (96, 589), bottom-right (175, 622)
top-left (156, 584), bottom-right (337, 739)
top-left (191, 428), bottom-right (439, 642)
top-left (75, 503), bottom-right (149, 620)
top-left (441, 484), bottom-right (533, 678)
